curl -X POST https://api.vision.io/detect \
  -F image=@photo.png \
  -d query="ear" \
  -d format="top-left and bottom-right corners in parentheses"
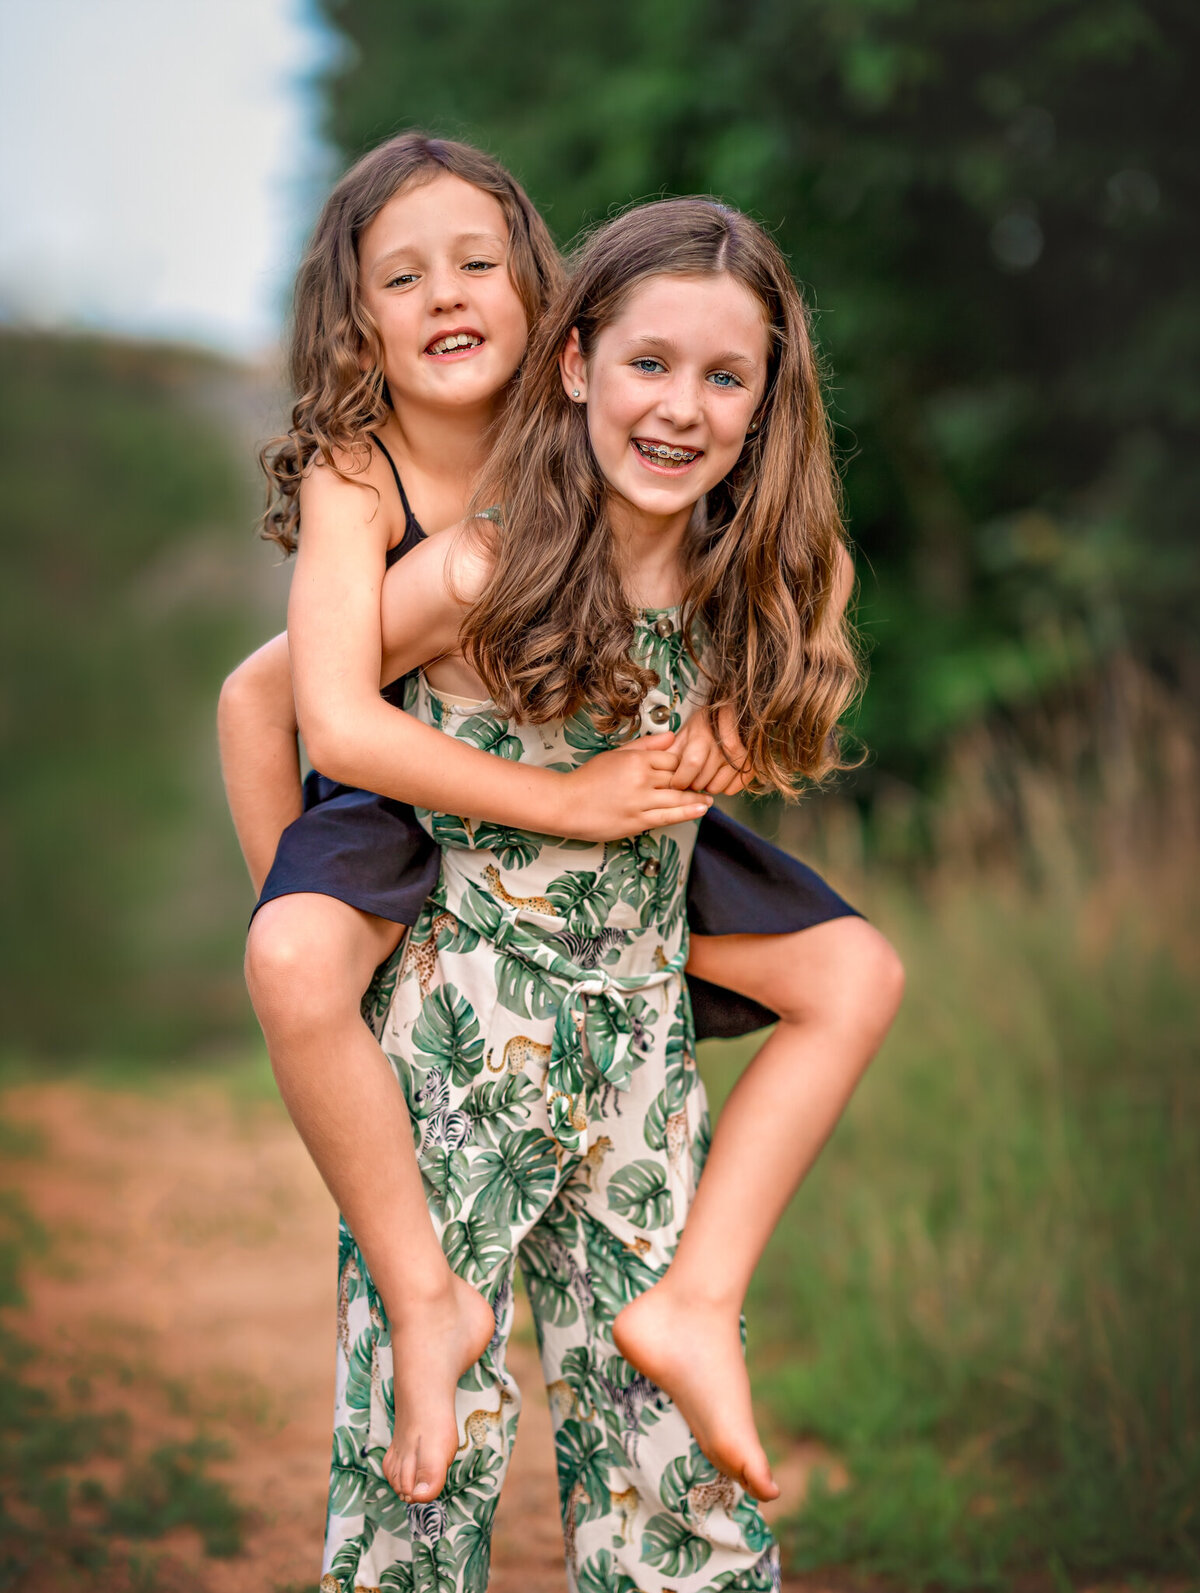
top-left (559, 327), bottom-right (587, 402)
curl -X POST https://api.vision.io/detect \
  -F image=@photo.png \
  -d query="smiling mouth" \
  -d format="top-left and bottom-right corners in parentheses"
top-left (425, 332), bottom-right (484, 357)
top-left (633, 438), bottom-right (702, 467)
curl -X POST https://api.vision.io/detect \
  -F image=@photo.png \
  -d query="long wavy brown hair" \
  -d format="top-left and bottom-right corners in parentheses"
top-left (464, 198), bottom-right (862, 794)
top-left (259, 133), bottom-right (563, 553)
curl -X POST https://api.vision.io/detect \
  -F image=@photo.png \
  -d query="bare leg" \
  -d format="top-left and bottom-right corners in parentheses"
top-left (245, 894), bottom-right (494, 1502)
top-left (614, 917), bottom-right (905, 1500)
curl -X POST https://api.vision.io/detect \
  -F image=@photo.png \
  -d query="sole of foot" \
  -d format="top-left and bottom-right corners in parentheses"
top-left (614, 1284), bottom-right (779, 1503)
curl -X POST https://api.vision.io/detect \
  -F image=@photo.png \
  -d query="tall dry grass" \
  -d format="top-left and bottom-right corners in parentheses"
top-left (702, 658), bottom-right (1200, 1584)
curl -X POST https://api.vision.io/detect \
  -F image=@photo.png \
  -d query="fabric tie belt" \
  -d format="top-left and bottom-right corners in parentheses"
top-left (454, 879), bottom-right (689, 1155)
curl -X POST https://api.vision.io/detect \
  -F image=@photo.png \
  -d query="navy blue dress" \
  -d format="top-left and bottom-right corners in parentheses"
top-left (257, 437), bottom-right (860, 1040)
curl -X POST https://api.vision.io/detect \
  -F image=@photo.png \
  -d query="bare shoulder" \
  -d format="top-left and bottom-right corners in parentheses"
top-left (298, 437), bottom-right (400, 535)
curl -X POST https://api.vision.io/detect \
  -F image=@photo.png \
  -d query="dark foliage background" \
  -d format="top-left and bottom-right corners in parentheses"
top-left (321, 0), bottom-right (1199, 792)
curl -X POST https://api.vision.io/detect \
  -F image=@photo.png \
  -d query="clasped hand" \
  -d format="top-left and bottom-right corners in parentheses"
top-left (557, 708), bottom-right (749, 842)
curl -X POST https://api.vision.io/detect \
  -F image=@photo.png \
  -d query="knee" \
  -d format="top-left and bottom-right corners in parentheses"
top-left (774, 917), bottom-right (905, 1034)
top-left (245, 902), bottom-right (353, 1036)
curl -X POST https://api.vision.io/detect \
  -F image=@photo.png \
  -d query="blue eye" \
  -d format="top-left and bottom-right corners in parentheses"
top-left (709, 370), bottom-right (741, 388)
top-left (632, 357), bottom-right (665, 374)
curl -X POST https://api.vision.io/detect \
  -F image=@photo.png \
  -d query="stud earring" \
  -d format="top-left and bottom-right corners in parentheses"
top-left (749, 419), bottom-right (759, 433)
top-left (572, 388), bottom-right (581, 399)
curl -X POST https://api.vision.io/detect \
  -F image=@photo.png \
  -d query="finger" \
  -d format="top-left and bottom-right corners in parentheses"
top-left (704, 764), bottom-right (736, 795)
top-left (692, 750), bottom-right (727, 790)
top-left (669, 747), bottom-right (709, 790)
top-left (641, 799), bottom-right (713, 828)
top-left (646, 750), bottom-right (683, 774)
top-left (631, 731), bottom-right (676, 751)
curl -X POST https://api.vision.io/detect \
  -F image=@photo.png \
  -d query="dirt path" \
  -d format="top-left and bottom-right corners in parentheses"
top-left (4, 1077), bottom-right (844, 1593)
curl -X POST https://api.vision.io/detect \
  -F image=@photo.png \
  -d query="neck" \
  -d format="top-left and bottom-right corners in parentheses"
top-left (607, 496), bottom-right (692, 609)
top-left (383, 395), bottom-right (498, 487)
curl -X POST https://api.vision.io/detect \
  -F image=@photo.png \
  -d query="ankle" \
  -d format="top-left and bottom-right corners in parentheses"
top-left (653, 1267), bottom-right (745, 1318)
top-left (379, 1260), bottom-right (463, 1325)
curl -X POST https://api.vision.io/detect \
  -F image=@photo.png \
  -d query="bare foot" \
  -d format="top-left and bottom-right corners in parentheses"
top-left (613, 1282), bottom-right (779, 1502)
top-left (382, 1271), bottom-right (496, 1504)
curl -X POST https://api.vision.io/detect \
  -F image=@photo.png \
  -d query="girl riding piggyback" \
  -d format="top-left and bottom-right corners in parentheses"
top-left (326, 196), bottom-right (864, 1593)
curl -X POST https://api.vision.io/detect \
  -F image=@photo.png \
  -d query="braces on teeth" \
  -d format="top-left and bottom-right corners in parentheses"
top-left (640, 443), bottom-right (696, 462)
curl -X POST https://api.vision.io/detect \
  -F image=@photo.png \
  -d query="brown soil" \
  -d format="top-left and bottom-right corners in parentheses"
top-left (3, 1077), bottom-right (847, 1593)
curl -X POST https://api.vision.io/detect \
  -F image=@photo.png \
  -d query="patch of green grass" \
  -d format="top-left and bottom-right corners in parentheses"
top-left (702, 871), bottom-right (1200, 1584)
top-left (0, 1144), bottom-right (248, 1588)
top-left (103, 1437), bottom-right (244, 1557)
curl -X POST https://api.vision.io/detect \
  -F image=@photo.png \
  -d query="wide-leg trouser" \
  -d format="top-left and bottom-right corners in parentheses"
top-left (322, 981), bottom-right (779, 1592)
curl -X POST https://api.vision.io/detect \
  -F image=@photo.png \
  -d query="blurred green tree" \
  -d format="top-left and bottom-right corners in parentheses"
top-left (0, 333), bottom-right (274, 1055)
top-left (319, 0), bottom-right (1200, 785)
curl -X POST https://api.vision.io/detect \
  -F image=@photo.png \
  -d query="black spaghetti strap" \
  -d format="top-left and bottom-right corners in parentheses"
top-left (371, 433), bottom-right (415, 524)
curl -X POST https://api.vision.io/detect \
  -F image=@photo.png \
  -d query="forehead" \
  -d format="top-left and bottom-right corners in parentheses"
top-left (603, 272), bottom-right (770, 359)
top-left (359, 171), bottom-right (510, 263)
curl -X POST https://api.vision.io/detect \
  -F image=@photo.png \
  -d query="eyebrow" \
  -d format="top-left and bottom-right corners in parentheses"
top-left (369, 231), bottom-right (508, 269)
top-left (618, 334), bottom-right (758, 368)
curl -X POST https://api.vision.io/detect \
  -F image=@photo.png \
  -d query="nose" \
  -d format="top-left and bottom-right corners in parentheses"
top-left (655, 372), bottom-right (703, 431)
top-left (426, 261), bottom-right (467, 317)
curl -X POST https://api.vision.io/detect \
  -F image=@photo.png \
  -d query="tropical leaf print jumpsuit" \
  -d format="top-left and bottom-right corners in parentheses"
top-left (323, 609), bottom-right (781, 1593)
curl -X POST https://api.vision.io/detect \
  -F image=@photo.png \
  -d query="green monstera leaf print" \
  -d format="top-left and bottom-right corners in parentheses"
top-left (342, 1331), bottom-right (374, 1433)
top-left (412, 984), bottom-right (485, 1086)
top-left (469, 1127), bottom-right (559, 1226)
top-left (360, 944), bottom-right (403, 1034)
top-left (413, 1538), bottom-right (457, 1593)
top-left (378, 1565), bottom-right (415, 1593)
top-left (555, 1416), bottom-right (612, 1526)
top-left (634, 617), bottom-right (700, 699)
top-left (455, 1496), bottom-right (499, 1593)
top-left (606, 1157), bottom-right (674, 1231)
top-left (731, 1494), bottom-right (775, 1555)
top-left (465, 1073), bottom-right (539, 1146)
top-left (494, 950), bottom-right (559, 1022)
top-left (642, 1073), bottom-right (687, 1152)
top-left (420, 1146), bottom-right (471, 1222)
top-left (659, 1441), bottom-right (723, 1514)
top-left (457, 710), bottom-right (523, 761)
top-left (443, 1206), bottom-right (510, 1286)
top-left (581, 1212), bottom-right (658, 1319)
top-left (444, 1444), bottom-right (504, 1514)
top-left (519, 1238), bottom-right (580, 1329)
top-left (470, 821), bottom-right (541, 870)
top-left (563, 706), bottom-right (620, 758)
top-left (424, 810), bottom-right (477, 851)
top-left (641, 1511), bottom-right (713, 1578)
top-left (576, 1550), bottom-right (642, 1593)
top-left (327, 1426), bottom-right (368, 1515)
top-left (325, 1518), bottom-right (380, 1593)
top-left (545, 866), bottom-right (622, 933)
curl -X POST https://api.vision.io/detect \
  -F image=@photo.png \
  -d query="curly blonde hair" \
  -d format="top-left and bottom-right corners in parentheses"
top-left (259, 133), bottom-right (563, 553)
top-left (464, 198), bottom-right (862, 795)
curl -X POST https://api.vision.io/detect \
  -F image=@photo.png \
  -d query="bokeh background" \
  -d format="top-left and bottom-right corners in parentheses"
top-left (1, 0), bottom-right (1197, 1588)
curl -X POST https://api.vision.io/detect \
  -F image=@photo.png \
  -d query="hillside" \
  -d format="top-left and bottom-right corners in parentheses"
top-left (0, 330), bottom-right (289, 1055)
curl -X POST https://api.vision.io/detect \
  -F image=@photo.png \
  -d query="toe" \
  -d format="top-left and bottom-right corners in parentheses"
top-left (411, 1438), bottom-right (445, 1502)
top-left (396, 1445), bottom-right (418, 1502)
top-left (742, 1449), bottom-right (779, 1503)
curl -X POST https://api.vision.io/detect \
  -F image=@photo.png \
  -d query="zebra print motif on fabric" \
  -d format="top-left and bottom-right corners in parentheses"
top-left (594, 1369), bottom-right (671, 1461)
top-left (412, 1066), bottom-right (473, 1152)
top-left (551, 927), bottom-right (628, 969)
top-left (407, 1498), bottom-right (449, 1541)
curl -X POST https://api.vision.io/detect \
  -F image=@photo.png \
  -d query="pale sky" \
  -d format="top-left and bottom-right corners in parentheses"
top-left (0, 0), bottom-right (338, 355)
